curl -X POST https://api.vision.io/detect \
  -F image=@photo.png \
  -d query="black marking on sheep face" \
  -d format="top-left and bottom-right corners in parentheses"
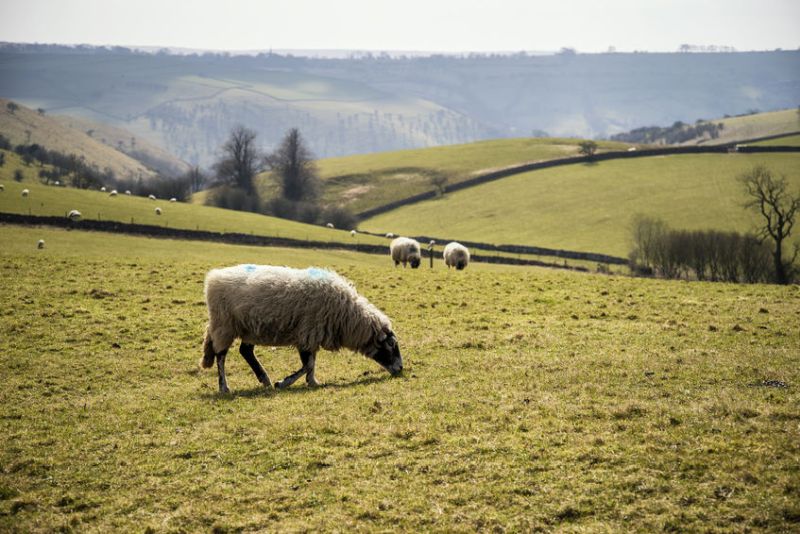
top-left (371, 332), bottom-right (403, 376)
top-left (456, 260), bottom-right (466, 270)
top-left (410, 257), bottom-right (421, 269)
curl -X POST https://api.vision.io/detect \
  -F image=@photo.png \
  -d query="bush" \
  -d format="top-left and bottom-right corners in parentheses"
top-left (207, 186), bottom-right (261, 213)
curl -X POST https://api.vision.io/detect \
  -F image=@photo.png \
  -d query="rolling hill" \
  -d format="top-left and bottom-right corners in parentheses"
top-left (360, 152), bottom-right (800, 257)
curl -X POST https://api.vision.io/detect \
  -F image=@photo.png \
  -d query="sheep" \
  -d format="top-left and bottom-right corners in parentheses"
top-left (67, 209), bottom-right (81, 221)
top-left (148, 194), bottom-right (156, 200)
top-left (326, 223), bottom-right (334, 229)
top-left (37, 239), bottom-right (45, 249)
top-left (169, 197), bottom-right (177, 203)
top-left (202, 264), bottom-right (403, 393)
top-left (390, 237), bottom-right (422, 268)
top-left (21, 189), bottom-right (29, 197)
top-left (444, 242), bottom-right (470, 270)
top-left (155, 207), bottom-right (162, 215)
top-left (385, 232), bottom-right (395, 239)
top-left (351, 230), bottom-right (357, 237)
top-left (100, 186), bottom-right (107, 192)
top-left (125, 190), bottom-right (132, 195)
top-left (0, 184), bottom-right (4, 191)
top-left (109, 190), bottom-right (118, 197)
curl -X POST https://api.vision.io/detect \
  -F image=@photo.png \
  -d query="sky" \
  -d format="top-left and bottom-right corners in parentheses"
top-left (0, 0), bottom-right (798, 54)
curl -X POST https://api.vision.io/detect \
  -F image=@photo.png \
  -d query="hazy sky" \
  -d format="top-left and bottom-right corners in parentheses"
top-left (0, 0), bottom-right (798, 53)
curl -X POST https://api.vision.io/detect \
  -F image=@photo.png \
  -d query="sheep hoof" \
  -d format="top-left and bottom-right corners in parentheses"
top-left (274, 380), bottom-right (288, 389)
top-left (219, 387), bottom-right (231, 395)
top-left (306, 378), bottom-right (321, 387)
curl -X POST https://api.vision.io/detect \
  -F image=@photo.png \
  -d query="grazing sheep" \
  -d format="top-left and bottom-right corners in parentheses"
top-left (100, 186), bottom-right (107, 192)
top-left (0, 184), bottom-right (4, 191)
top-left (37, 239), bottom-right (45, 249)
top-left (125, 190), bottom-right (132, 195)
top-left (155, 207), bottom-right (162, 215)
top-left (21, 189), bottom-right (29, 197)
top-left (444, 242), bottom-right (470, 270)
top-left (326, 223), bottom-right (334, 229)
top-left (54, 181), bottom-right (60, 186)
top-left (390, 237), bottom-right (422, 268)
top-left (351, 230), bottom-right (357, 237)
top-left (67, 209), bottom-right (81, 221)
top-left (202, 265), bottom-right (404, 393)
top-left (169, 197), bottom-right (177, 203)
top-left (148, 194), bottom-right (156, 200)
top-left (109, 190), bottom-right (118, 197)
top-left (385, 232), bottom-right (395, 239)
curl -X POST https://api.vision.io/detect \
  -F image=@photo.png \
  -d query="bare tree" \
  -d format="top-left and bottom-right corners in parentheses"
top-left (267, 128), bottom-right (319, 202)
top-left (213, 126), bottom-right (262, 194)
top-left (739, 165), bottom-right (800, 284)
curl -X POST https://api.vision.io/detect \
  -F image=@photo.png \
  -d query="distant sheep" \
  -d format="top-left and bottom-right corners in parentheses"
top-left (109, 190), bottom-right (118, 197)
top-left (100, 186), bottom-right (107, 192)
top-left (37, 239), bottom-right (45, 249)
top-left (21, 189), bottom-right (29, 197)
top-left (67, 210), bottom-right (81, 221)
top-left (155, 207), bottom-right (162, 215)
top-left (385, 232), bottom-right (395, 239)
top-left (444, 242), bottom-right (470, 270)
top-left (202, 265), bottom-right (403, 393)
top-left (0, 184), bottom-right (4, 191)
top-left (148, 194), bottom-right (156, 200)
top-left (351, 230), bottom-right (357, 237)
top-left (390, 237), bottom-right (422, 268)
top-left (326, 223), bottom-right (334, 229)
top-left (169, 197), bottom-right (177, 203)
top-left (125, 190), bottom-right (132, 195)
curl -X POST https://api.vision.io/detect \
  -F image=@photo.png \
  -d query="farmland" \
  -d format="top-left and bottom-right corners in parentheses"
top-left (362, 152), bottom-right (800, 257)
top-left (1, 224), bottom-right (798, 531)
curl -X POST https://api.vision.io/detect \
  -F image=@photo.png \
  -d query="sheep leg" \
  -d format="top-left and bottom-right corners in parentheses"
top-left (216, 349), bottom-right (230, 394)
top-left (275, 349), bottom-right (315, 389)
top-left (239, 343), bottom-right (272, 388)
top-left (303, 351), bottom-right (320, 386)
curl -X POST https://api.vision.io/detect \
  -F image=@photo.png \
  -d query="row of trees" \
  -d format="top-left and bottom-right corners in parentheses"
top-left (611, 120), bottom-right (723, 145)
top-left (630, 167), bottom-right (799, 284)
top-left (206, 126), bottom-right (355, 228)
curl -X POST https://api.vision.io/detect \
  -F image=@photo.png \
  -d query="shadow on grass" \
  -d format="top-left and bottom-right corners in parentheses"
top-left (199, 372), bottom-right (401, 400)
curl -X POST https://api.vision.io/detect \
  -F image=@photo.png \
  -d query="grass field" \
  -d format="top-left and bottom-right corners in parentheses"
top-left (751, 133), bottom-right (800, 147)
top-left (1, 224), bottom-right (798, 531)
top-left (278, 138), bottom-right (634, 214)
top-left (0, 176), bottom-right (386, 247)
top-left (362, 152), bottom-right (800, 257)
top-left (703, 109), bottom-right (800, 145)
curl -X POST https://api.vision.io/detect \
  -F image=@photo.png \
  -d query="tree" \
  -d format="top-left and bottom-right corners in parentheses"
top-left (739, 165), bottom-right (800, 284)
top-left (430, 174), bottom-right (448, 197)
top-left (0, 152), bottom-right (5, 167)
top-left (267, 128), bottom-right (320, 202)
top-left (578, 140), bottom-right (598, 158)
top-left (6, 101), bottom-right (19, 114)
top-left (185, 166), bottom-right (206, 193)
top-left (213, 126), bottom-right (262, 194)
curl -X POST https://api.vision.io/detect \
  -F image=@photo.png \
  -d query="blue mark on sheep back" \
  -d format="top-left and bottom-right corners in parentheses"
top-left (239, 264), bottom-right (259, 273)
top-left (306, 267), bottom-right (332, 280)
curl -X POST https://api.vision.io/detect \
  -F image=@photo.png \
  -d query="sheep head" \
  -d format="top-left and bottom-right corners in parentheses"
top-left (368, 329), bottom-right (403, 376)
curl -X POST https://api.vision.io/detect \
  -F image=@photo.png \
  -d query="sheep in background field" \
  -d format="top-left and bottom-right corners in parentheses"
top-left (351, 230), bottom-right (357, 237)
top-left (125, 190), bottom-right (132, 195)
top-left (202, 264), bottom-right (403, 393)
top-left (444, 242), bottom-right (470, 270)
top-left (21, 189), bottom-right (29, 197)
top-left (326, 223), bottom-right (334, 229)
top-left (0, 184), bottom-right (4, 191)
top-left (37, 239), bottom-right (45, 249)
top-left (100, 186), bottom-right (107, 192)
top-left (155, 207), bottom-right (162, 215)
top-left (169, 198), bottom-right (177, 203)
top-left (148, 194), bottom-right (156, 200)
top-left (109, 190), bottom-right (118, 197)
top-left (385, 232), bottom-right (395, 239)
top-left (390, 237), bottom-right (422, 268)
top-left (67, 210), bottom-right (81, 221)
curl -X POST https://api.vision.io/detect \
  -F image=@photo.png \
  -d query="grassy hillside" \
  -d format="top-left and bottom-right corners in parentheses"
top-left (0, 176), bottom-right (386, 246)
top-left (751, 133), bottom-right (800, 147)
top-left (255, 138), bottom-right (633, 214)
top-left (0, 98), bottom-right (156, 180)
top-left (705, 109), bottom-right (800, 144)
top-left (1, 224), bottom-right (798, 531)
top-left (362, 153), bottom-right (800, 257)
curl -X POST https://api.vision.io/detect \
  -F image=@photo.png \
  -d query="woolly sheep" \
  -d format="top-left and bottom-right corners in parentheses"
top-left (202, 265), bottom-right (403, 393)
top-left (390, 237), bottom-right (422, 268)
top-left (148, 194), bottom-right (156, 200)
top-left (67, 209), bottom-right (81, 221)
top-left (326, 223), bottom-right (334, 229)
top-left (125, 190), bottom-right (132, 195)
top-left (21, 189), bottom-right (29, 197)
top-left (109, 190), bottom-right (118, 197)
top-left (155, 207), bottom-right (162, 215)
top-left (169, 197), bottom-right (177, 202)
top-left (100, 186), bottom-right (107, 192)
top-left (0, 184), bottom-right (4, 191)
top-left (37, 239), bottom-right (45, 249)
top-left (385, 232), bottom-right (395, 239)
top-left (444, 242), bottom-right (470, 270)
top-left (351, 230), bottom-right (357, 237)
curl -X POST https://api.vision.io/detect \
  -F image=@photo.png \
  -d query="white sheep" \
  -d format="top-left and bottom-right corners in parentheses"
top-left (37, 239), bottom-right (45, 249)
top-left (0, 184), bottom-right (4, 191)
top-left (100, 186), bottom-right (107, 192)
top-left (125, 190), bottom-right (132, 195)
top-left (155, 207), bottom-right (162, 215)
top-left (390, 237), bottom-right (422, 268)
top-left (202, 265), bottom-right (403, 393)
top-left (326, 223), bottom-right (334, 229)
top-left (148, 194), bottom-right (156, 200)
top-left (169, 197), bottom-right (177, 203)
top-left (109, 190), bottom-right (118, 197)
top-left (351, 230), bottom-right (357, 237)
top-left (21, 189), bottom-right (29, 197)
top-left (385, 232), bottom-right (395, 239)
top-left (444, 242), bottom-right (470, 270)
top-left (67, 209), bottom-right (82, 221)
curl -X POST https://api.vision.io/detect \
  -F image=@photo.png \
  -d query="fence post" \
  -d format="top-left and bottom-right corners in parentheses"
top-left (428, 240), bottom-right (435, 269)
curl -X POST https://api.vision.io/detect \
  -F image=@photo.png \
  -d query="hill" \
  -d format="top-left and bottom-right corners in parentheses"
top-left (1, 44), bottom-right (798, 164)
top-left (0, 98), bottom-right (157, 181)
top-left (361, 152), bottom-right (800, 257)
top-left (1, 223), bottom-right (798, 531)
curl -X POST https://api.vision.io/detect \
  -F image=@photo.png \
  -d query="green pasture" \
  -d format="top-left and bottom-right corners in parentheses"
top-left (707, 109), bottom-right (800, 145)
top-left (0, 225), bottom-right (798, 532)
top-left (362, 153), bottom-right (800, 257)
top-left (305, 138), bottom-right (633, 214)
top-left (751, 133), bottom-right (800, 147)
top-left (0, 176), bottom-right (386, 247)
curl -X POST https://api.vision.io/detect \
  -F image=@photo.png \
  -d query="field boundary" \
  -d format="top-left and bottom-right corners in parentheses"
top-left (0, 213), bottom-right (593, 271)
top-left (356, 144), bottom-right (800, 220)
